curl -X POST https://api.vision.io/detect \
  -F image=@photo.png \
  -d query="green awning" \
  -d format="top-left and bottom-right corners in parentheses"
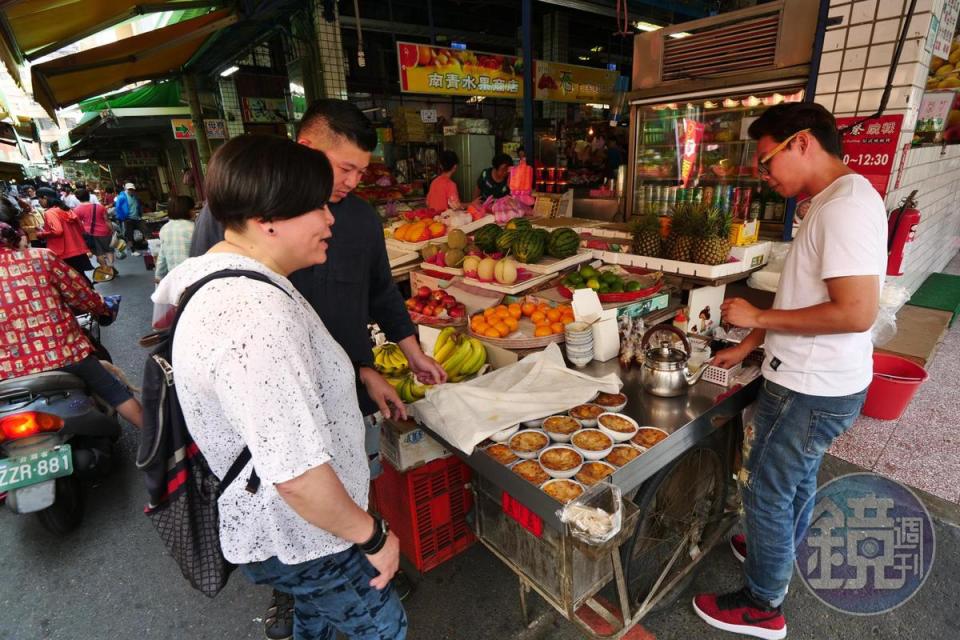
top-left (79, 79), bottom-right (183, 112)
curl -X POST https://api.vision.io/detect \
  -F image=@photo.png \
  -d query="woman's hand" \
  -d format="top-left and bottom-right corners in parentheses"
top-left (366, 531), bottom-right (401, 590)
top-left (358, 367), bottom-right (407, 420)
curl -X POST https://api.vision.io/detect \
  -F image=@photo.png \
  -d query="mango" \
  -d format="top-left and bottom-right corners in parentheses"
top-left (935, 63), bottom-right (954, 78)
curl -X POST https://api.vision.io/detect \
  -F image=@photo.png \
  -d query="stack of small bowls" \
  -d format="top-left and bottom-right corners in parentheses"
top-left (564, 321), bottom-right (594, 367)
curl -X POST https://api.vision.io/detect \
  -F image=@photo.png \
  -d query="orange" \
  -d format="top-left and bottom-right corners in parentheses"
top-left (546, 308), bottom-right (561, 322)
top-left (494, 322), bottom-right (511, 337)
top-left (504, 317), bottom-right (519, 331)
top-left (495, 304), bottom-right (509, 314)
top-left (561, 314), bottom-right (575, 326)
top-left (508, 303), bottom-right (522, 319)
top-left (473, 319), bottom-right (489, 333)
top-left (483, 327), bottom-right (501, 338)
top-left (496, 308), bottom-right (510, 320)
top-left (537, 302), bottom-right (550, 312)
top-left (534, 325), bottom-right (552, 337)
top-left (531, 311), bottom-right (546, 325)
top-left (550, 322), bottom-right (565, 334)
top-left (521, 302), bottom-right (536, 316)
top-left (483, 307), bottom-right (497, 318)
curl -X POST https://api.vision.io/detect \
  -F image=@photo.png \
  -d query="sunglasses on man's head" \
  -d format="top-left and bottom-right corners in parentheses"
top-left (757, 128), bottom-right (810, 177)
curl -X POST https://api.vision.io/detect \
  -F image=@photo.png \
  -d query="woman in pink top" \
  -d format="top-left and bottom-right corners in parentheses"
top-left (426, 150), bottom-right (460, 211)
top-left (36, 187), bottom-right (93, 280)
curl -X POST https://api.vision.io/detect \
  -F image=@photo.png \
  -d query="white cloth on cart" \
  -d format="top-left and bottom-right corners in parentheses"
top-left (411, 343), bottom-right (621, 455)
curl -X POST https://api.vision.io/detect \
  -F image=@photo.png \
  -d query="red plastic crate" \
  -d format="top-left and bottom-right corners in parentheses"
top-left (372, 456), bottom-right (476, 573)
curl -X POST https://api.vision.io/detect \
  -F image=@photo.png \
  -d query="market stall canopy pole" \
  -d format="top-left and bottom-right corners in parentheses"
top-left (0, 0), bottom-right (223, 87)
top-left (29, 8), bottom-right (236, 119)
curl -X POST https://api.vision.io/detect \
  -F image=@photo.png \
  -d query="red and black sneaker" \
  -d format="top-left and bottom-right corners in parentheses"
top-left (693, 588), bottom-right (786, 640)
top-left (730, 533), bottom-right (747, 563)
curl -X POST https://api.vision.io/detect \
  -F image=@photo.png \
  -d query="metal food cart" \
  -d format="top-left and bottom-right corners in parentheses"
top-left (417, 358), bottom-right (760, 639)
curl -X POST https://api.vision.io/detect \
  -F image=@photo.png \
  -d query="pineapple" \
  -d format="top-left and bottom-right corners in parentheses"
top-left (630, 209), bottom-right (663, 257)
top-left (666, 202), bottom-right (696, 262)
top-left (693, 208), bottom-right (733, 265)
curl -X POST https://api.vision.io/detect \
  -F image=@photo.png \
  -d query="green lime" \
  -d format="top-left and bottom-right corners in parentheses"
top-left (601, 271), bottom-right (618, 284)
top-left (598, 283), bottom-right (610, 294)
top-left (586, 277), bottom-right (601, 291)
top-left (567, 271), bottom-right (584, 285)
top-left (609, 281), bottom-right (624, 293)
top-left (579, 265), bottom-right (598, 279)
top-left (625, 280), bottom-right (642, 292)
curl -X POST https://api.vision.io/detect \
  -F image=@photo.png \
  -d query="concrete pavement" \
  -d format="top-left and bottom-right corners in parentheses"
top-left (1, 256), bottom-right (957, 640)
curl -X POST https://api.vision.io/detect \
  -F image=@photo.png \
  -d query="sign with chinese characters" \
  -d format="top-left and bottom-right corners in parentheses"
top-left (122, 150), bottom-right (158, 167)
top-left (204, 119), bottom-right (227, 140)
top-left (419, 109), bottom-right (437, 123)
top-left (933, 0), bottom-right (960, 59)
top-left (396, 42), bottom-right (616, 103)
top-left (535, 61), bottom-right (617, 103)
top-left (170, 118), bottom-right (195, 140)
top-left (795, 473), bottom-right (935, 614)
top-left (241, 97), bottom-right (288, 123)
top-left (836, 114), bottom-right (903, 197)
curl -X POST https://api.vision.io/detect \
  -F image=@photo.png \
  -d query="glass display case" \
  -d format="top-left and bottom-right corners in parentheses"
top-left (629, 88), bottom-right (805, 240)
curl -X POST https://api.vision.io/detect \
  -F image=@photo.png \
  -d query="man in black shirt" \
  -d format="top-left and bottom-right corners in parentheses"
top-left (190, 99), bottom-right (445, 640)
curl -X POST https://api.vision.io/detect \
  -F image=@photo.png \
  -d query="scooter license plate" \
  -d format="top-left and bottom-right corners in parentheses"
top-left (0, 445), bottom-right (73, 492)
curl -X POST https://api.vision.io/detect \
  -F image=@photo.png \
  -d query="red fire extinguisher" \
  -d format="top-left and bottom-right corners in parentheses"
top-left (886, 190), bottom-right (920, 276)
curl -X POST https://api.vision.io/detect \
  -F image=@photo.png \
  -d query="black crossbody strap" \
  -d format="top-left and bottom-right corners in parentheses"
top-left (172, 269), bottom-right (291, 495)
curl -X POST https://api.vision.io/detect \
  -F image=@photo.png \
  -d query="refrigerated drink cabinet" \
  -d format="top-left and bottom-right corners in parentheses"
top-left (626, 0), bottom-right (820, 240)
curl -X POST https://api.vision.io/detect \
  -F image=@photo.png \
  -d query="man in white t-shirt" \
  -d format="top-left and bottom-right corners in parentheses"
top-left (692, 103), bottom-right (887, 640)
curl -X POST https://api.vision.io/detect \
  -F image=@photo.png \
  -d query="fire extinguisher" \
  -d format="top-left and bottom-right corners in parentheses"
top-left (886, 190), bottom-right (920, 276)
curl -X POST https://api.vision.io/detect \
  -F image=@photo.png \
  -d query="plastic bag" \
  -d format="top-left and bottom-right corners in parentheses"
top-left (747, 242), bottom-right (791, 292)
top-left (871, 283), bottom-right (911, 346)
top-left (560, 482), bottom-right (623, 545)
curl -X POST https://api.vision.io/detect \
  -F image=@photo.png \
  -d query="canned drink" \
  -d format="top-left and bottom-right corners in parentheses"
top-left (666, 186), bottom-right (678, 214)
top-left (676, 188), bottom-right (686, 205)
top-left (702, 187), bottom-right (714, 207)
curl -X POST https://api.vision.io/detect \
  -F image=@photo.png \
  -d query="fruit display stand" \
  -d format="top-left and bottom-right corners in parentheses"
top-left (405, 358), bottom-right (762, 638)
top-left (385, 214), bottom-right (495, 251)
top-left (461, 271), bottom-right (559, 295)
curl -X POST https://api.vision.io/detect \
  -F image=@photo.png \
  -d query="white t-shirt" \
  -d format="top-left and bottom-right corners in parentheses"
top-left (153, 253), bottom-right (369, 565)
top-left (762, 174), bottom-right (887, 396)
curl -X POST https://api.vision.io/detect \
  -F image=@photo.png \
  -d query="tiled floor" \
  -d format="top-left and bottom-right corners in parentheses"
top-left (829, 251), bottom-right (960, 504)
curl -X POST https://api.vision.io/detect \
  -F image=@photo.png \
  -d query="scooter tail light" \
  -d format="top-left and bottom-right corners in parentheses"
top-left (0, 412), bottom-right (64, 443)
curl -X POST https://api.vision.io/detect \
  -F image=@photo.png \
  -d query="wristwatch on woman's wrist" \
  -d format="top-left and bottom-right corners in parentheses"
top-left (358, 515), bottom-right (389, 555)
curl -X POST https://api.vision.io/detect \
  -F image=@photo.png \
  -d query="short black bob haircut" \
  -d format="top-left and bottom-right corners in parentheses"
top-left (491, 153), bottom-right (513, 170)
top-left (297, 98), bottom-right (378, 152)
top-left (747, 102), bottom-right (843, 159)
top-left (167, 195), bottom-right (195, 220)
top-left (439, 150), bottom-right (459, 172)
top-left (206, 134), bottom-right (333, 232)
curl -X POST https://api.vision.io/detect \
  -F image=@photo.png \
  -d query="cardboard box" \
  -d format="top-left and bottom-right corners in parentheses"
top-left (380, 418), bottom-right (449, 472)
top-left (729, 241), bottom-right (772, 269)
top-left (729, 219), bottom-right (760, 246)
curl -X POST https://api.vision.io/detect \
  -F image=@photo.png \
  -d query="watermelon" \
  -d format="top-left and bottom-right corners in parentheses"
top-left (505, 217), bottom-right (532, 231)
top-left (547, 228), bottom-right (580, 259)
top-left (474, 223), bottom-right (502, 253)
top-left (513, 229), bottom-right (545, 264)
top-left (496, 229), bottom-right (518, 253)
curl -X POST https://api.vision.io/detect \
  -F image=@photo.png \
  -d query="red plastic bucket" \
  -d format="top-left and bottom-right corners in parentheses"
top-left (861, 353), bottom-right (928, 420)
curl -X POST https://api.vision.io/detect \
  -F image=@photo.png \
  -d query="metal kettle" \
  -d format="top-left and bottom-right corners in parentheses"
top-left (639, 325), bottom-right (706, 397)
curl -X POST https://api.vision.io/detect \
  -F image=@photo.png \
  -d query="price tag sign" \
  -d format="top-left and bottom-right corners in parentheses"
top-left (836, 114), bottom-right (903, 198)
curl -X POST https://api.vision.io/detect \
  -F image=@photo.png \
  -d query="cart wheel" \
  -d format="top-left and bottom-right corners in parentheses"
top-left (621, 444), bottom-right (727, 612)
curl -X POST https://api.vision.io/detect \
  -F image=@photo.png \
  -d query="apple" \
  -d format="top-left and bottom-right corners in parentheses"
top-left (413, 301), bottom-right (425, 314)
top-left (431, 289), bottom-right (446, 303)
top-left (417, 286), bottom-right (431, 299)
top-left (442, 295), bottom-right (457, 309)
top-left (405, 298), bottom-right (417, 310)
top-left (433, 306), bottom-right (445, 317)
top-left (449, 303), bottom-right (467, 318)
top-left (423, 304), bottom-right (435, 316)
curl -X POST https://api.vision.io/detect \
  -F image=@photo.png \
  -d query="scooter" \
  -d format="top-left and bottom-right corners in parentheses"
top-left (0, 308), bottom-right (122, 534)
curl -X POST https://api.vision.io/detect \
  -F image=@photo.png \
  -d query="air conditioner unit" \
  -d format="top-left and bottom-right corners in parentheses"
top-left (632, 0), bottom-right (820, 101)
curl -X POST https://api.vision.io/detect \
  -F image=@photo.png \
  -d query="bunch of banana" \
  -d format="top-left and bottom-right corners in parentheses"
top-left (373, 343), bottom-right (409, 375)
top-left (391, 373), bottom-right (428, 404)
top-left (433, 327), bottom-right (487, 383)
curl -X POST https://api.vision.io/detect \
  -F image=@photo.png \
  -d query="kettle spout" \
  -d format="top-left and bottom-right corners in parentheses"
top-left (684, 365), bottom-right (707, 387)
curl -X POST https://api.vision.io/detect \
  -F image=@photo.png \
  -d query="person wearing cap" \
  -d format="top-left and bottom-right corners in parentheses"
top-left (115, 182), bottom-right (144, 256)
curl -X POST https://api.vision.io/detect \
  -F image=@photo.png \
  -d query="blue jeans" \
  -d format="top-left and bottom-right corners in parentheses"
top-left (241, 547), bottom-right (407, 640)
top-left (740, 378), bottom-right (866, 608)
